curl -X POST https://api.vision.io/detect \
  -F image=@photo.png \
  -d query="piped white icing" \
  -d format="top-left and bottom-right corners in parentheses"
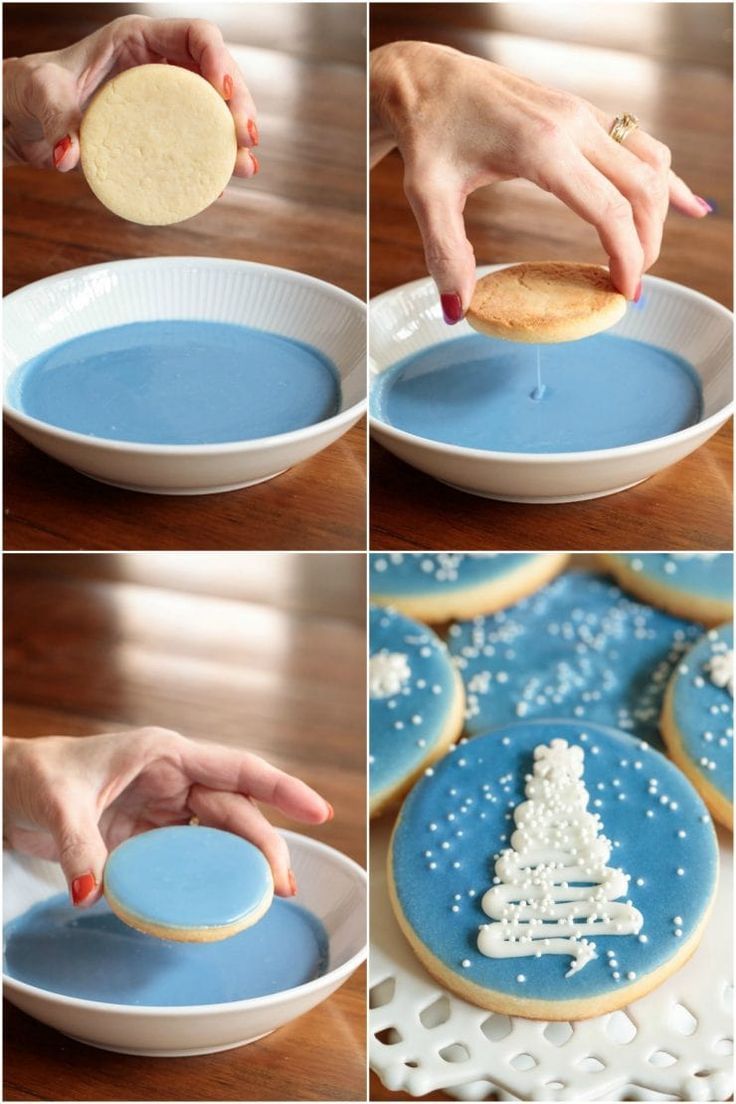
top-left (707, 650), bottom-right (733, 697)
top-left (370, 651), bottom-right (411, 699)
top-left (477, 739), bottom-right (643, 976)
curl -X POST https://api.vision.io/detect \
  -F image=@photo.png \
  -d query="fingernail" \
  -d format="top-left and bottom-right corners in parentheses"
top-left (325, 802), bottom-right (334, 822)
top-left (223, 74), bottom-right (233, 101)
top-left (247, 118), bottom-right (259, 146)
top-left (249, 151), bottom-right (259, 175)
top-left (634, 281), bottom-right (643, 303)
top-left (287, 869), bottom-right (298, 896)
top-left (695, 196), bottom-right (714, 214)
top-left (440, 293), bottom-right (463, 325)
top-left (53, 135), bottom-right (72, 169)
top-left (71, 871), bottom-right (96, 905)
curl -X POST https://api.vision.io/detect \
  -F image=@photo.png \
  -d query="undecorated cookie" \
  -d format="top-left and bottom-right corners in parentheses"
top-left (602, 553), bottom-right (733, 627)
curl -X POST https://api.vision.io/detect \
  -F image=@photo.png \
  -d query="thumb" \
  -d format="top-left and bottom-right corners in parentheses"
top-left (52, 802), bottom-right (109, 907)
top-left (27, 64), bottom-right (83, 171)
top-left (404, 170), bottom-right (476, 325)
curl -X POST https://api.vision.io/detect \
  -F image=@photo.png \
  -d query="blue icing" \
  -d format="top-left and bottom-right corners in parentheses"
top-left (671, 624), bottom-right (733, 801)
top-left (609, 554), bottom-right (733, 604)
top-left (391, 720), bottom-right (718, 1002)
top-left (104, 826), bottom-right (271, 930)
top-left (6, 320), bottom-right (340, 445)
top-left (370, 606), bottom-right (457, 801)
top-left (371, 333), bottom-right (702, 452)
top-left (448, 572), bottom-right (702, 748)
top-left (4, 894), bottom-right (328, 1006)
top-left (371, 552), bottom-right (544, 596)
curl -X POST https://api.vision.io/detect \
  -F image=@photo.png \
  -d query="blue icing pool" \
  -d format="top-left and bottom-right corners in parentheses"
top-left (3, 894), bottom-right (328, 1005)
top-left (609, 554), bottom-right (734, 604)
top-left (370, 605), bottom-right (458, 803)
top-left (391, 720), bottom-right (718, 1003)
top-left (371, 333), bottom-right (702, 452)
top-left (6, 320), bottom-right (341, 445)
top-left (447, 572), bottom-right (702, 748)
top-left (104, 826), bottom-right (272, 931)
top-left (671, 624), bottom-right (733, 801)
top-left (370, 552), bottom-right (545, 595)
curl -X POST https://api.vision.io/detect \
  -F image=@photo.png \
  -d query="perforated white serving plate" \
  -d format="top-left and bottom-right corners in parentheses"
top-left (370, 817), bottom-right (733, 1102)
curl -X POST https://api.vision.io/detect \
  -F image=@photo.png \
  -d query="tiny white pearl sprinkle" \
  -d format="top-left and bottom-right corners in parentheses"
top-left (627, 971), bottom-right (637, 980)
top-left (516, 974), bottom-right (526, 983)
top-left (461, 959), bottom-right (471, 968)
top-left (676, 867), bottom-right (685, 876)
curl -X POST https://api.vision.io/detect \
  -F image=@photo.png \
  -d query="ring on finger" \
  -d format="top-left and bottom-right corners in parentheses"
top-left (609, 113), bottom-right (640, 145)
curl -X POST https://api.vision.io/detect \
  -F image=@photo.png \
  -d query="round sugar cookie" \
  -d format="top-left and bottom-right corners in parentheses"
top-left (661, 624), bottom-right (733, 830)
top-left (389, 720), bottom-right (719, 1020)
top-left (466, 262), bottom-right (627, 344)
top-left (370, 552), bottom-right (568, 623)
top-left (601, 553), bottom-right (733, 627)
top-left (370, 605), bottom-right (465, 817)
top-left (104, 825), bottom-right (273, 942)
top-left (448, 571), bottom-right (702, 748)
top-left (80, 64), bottom-right (237, 225)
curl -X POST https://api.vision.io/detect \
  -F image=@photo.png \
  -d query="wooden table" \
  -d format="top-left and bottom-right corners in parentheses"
top-left (3, 552), bottom-right (366, 1101)
top-left (3, 3), bottom-right (366, 551)
top-left (369, 3), bottom-right (733, 552)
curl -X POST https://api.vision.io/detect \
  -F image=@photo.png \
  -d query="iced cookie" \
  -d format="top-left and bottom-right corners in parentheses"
top-left (661, 624), bottom-right (733, 830)
top-left (104, 825), bottom-right (273, 942)
top-left (370, 552), bottom-right (568, 623)
top-left (389, 721), bottom-right (718, 1020)
top-left (448, 571), bottom-right (702, 748)
top-left (601, 553), bottom-right (733, 627)
top-left (80, 65), bottom-right (237, 225)
top-left (370, 605), bottom-right (464, 817)
top-left (466, 262), bottom-right (626, 344)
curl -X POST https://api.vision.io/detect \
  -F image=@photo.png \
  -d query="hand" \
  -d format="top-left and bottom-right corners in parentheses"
top-left (371, 41), bottom-right (710, 320)
top-left (3, 729), bottom-right (332, 906)
top-left (3, 14), bottom-right (259, 178)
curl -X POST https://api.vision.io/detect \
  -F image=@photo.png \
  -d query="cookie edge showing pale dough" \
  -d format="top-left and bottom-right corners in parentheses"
top-left (600, 554), bottom-right (733, 628)
top-left (466, 262), bottom-right (627, 345)
top-left (660, 678), bottom-right (733, 831)
top-left (371, 553), bottom-right (570, 624)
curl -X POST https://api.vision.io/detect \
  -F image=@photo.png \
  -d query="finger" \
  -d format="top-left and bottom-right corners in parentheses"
top-left (47, 793), bottom-right (108, 907)
top-left (188, 785), bottom-right (294, 897)
top-left (233, 146), bottom-right (259, 179)
top-left (179, 740), bottom-right (332, 823)
top-left (669, 170), bottom-right (712, 217)
top-left (25, 63), bottom-right (82, 171)
top-left (404, 168), bottom-right (476, 323)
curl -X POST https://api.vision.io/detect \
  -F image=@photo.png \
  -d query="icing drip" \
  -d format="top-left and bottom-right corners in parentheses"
top-left (707, 650), bottom-right (733, 697)
top-left (477, 739), bottom-right (643, 976)
top-left (370, 651), bottom-right (411, 698)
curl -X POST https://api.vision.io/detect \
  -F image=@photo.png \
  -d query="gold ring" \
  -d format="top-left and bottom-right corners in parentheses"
top-left (609, 113), bottom-right (640, 145)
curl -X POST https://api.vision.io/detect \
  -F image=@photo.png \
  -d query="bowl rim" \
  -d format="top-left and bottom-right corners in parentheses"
top-left (369, 269), bottom-right (733, 464)
top-left (2, 829), bottom-right (367, 1017)
top-left (3, 256), bottom-right (367, 454)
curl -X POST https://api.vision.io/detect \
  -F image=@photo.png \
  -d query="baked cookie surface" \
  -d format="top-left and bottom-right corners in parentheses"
top-left (448, 571), bottom-right (701, 747)
top-left (370, 605), bottom-right (464, 816)
top-left (389, 721), bottom-right (718, 1019)
top-left (104, 825), bottom-right (273, 941)
top-left (466, 262), bottom-right (626, 344)
top-left (602, 554), bottom-right (733, 626)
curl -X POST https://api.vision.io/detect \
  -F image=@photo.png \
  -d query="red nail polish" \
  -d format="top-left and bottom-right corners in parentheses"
top-left (695, 196), bottom-right (714, 213)
top-left (288, 869), bottom-right (297, 896)
top-left (71, 871), bottom-right (96, 905)
top-left (53, 135), bottom-right (72, 168)
top-left (325, 802), bottom-right (334, 822)
top-left (223, 74), bottom-right (233, 101)
top-left (440, 293), bottom-right (463, 325)
top-left (247, 118), bottom-right (259, 146)
top-left (634, 281), bottom-right (643, 303)
top-left (250, 151), bottom-right (259, 175)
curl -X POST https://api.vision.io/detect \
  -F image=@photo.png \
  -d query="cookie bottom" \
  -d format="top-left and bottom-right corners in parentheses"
top-left (104, 881), bottom-right (274, 943)
top-left (600, 555), bottom-right (732, 627)
top-left (660, 689), bottom-right (733, 831)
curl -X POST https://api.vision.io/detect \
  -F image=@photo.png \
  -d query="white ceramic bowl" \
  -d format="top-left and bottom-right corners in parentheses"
top-left (4, 257), bottom-right (366, 495)
top-left (3, 831), bottom-right (366, 1057)
top-left (370, 265), bottom-right (733, 503)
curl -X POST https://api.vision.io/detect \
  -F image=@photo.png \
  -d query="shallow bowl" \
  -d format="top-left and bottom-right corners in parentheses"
top-left (4, 257), bottom-right (366, 495)
top-left (3, 830), bottom-right (366, 1057)
top-left (370, 265), bottom-right (732, 503)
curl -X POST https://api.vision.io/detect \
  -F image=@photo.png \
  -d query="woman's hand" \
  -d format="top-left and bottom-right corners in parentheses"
top-left (3, 730), bottom-right (332, 906)
top-left (371, 41), bottom-right (710, 321)
top-left (3, 15), bottom-right (259, 178)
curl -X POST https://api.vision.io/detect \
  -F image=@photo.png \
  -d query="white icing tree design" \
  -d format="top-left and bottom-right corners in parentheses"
top-left (478, 739), bottom-right (643, 977)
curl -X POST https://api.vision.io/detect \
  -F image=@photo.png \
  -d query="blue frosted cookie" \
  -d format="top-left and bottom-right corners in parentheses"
top-left (104, 825), bottom-right (273, 941)
top-left (602, 554), bottom-right (733, 626)
top-left (662, 624), bottom-right (733, 830)
top-left (448, 571), bottom-right (702, 748)
top-left (370, 552), bottom-right (568, 622)
top-left (370, 605), bottom-right (464, 815)
top-left (389, 720), bottom-right (718, 1019)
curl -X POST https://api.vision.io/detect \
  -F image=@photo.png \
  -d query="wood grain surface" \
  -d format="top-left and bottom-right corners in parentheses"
top-left (3, 552), bottom-right (367, 1102)
top-left (369, 2), bottom-right (733, 553)
top-left (3, 3), bottom-right (366, 552)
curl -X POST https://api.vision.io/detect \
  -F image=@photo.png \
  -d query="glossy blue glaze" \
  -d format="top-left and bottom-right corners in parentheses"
top-left (370, 552), bottom-right (545, 596)
top-left (104, 826), bottom-right (272, 930)
top-left (609, 553), bottom-right (734, 606)
top-left (391, 721), bottom-right (718, 1002)
top-left (370, 606), bottom-right (458, 802)
top-left (671, 624), bottom-right (733, 802)
top-left (7, 320), bottom-right (341, 444)
top-left (447, 572), bottom-right (702, 748)
top-left (371, 333), bottom-right (702, 452)
top-left (3, 894), bottom-right (328, 1006)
